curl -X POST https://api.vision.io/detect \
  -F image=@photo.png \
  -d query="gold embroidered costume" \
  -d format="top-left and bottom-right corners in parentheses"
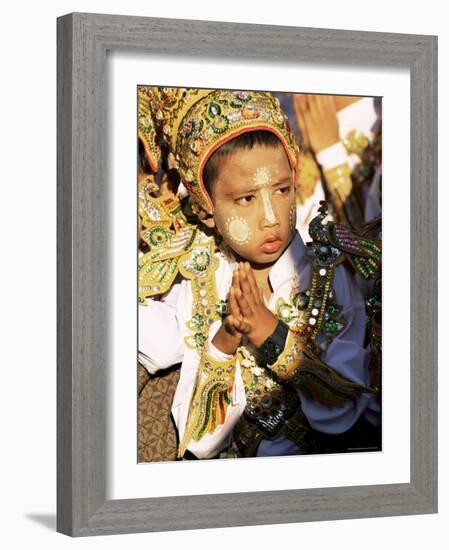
top-left (137, 87), bottom-right (381, 459)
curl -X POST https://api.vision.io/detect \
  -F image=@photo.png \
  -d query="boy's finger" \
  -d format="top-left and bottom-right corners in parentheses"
top-left (224, 315), bottom-right (237, 336)
top-left (235, 286), bottom-right (251, 316)
top-left (235, 316), bottom-right (251, 334)
top-left (239, 266), bottom-right (255, 309)
top-left (228, 286), bottom-right (240, 317)
top-left (245, 263), bottom-right (261, 304)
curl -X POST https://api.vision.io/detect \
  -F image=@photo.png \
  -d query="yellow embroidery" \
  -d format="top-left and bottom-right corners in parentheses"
top-left (342, 129), bottom-right (369, 157)
top-left (178, 351), bottom-right (236, 458)
top-left (323, 162), bottom-right (352, 204)
top-left (264, 330), bottom-right (305, 381)
top-left (296, 153), bottom-right (320, 204)
top-left (178, 235), bottom-right (221, 351)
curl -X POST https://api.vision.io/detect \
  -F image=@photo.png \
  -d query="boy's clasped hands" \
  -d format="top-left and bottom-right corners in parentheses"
top-left (212, 262), bottom-right (279, 355)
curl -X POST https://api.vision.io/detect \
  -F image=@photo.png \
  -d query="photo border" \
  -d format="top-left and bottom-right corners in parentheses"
top-left (57, 12), bottom-right (437, 536)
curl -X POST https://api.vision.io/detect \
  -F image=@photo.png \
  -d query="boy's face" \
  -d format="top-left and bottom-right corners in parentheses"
top-left (209, 143), bottom-right (296, 266)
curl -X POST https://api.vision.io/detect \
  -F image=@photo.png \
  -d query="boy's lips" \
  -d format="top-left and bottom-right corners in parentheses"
top-left (260, 235), bottom-right (283, 254)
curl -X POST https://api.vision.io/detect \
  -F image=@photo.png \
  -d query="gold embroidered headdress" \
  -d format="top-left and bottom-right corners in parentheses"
top-left (146, 87), bottom-right (299, 214)
top-left (138, 86), bottom-right (162, 173)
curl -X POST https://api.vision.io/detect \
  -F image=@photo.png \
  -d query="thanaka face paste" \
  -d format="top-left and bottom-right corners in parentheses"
top-left (225, 215), bottom-right (252, 245)
top-left (253, 166), bottom-right (277, 225)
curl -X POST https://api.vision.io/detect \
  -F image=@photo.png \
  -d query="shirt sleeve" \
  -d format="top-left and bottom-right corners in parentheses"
top-left (316, 142), bottom-right (352, 171)
top-left (180, 320), bottom-right (247, 459)
top-left (298, 263), bottom-right (373, 434)
top-left (138, 281), bottom-right (186, 374)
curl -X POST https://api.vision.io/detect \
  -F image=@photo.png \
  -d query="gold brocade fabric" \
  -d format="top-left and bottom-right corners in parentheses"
top-left (145, 87), bottom-right (299, 214)
top-left (138, 364), bottom-right (180, 463)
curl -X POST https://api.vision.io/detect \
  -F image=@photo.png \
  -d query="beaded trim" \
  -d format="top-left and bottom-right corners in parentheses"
top-left (178, 235), bottom-right (221, 352)
top-left (308, 201), bottom-right (381, 280)
top-left (138, 225), bottom-right (197, 303)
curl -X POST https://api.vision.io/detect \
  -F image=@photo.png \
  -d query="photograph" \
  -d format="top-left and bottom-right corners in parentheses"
top-left (137, 86), bottom-right (382, 462)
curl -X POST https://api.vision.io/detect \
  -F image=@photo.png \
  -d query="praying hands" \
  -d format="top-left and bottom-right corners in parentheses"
top-left (212, 262), bottom-right (278, 354)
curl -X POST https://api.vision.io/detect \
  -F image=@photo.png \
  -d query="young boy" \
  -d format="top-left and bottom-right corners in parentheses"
top-left (138, 88), bottom-right (380, 459)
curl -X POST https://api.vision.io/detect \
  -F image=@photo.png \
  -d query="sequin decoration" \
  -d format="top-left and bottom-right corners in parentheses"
top-left (178, 350), bottom-right (236, 458)
top-left (179, 233), bottom-right (221, 352)
top-left (138, 224), bottom-right (198, 303)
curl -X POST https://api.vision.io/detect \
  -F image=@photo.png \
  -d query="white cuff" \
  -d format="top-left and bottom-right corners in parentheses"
top-left (316, 142), bottom-right (350, 171)
top-left (207, 339), bottom-right (234, 362)
top-left (206, 320), bottom-right (234, 361)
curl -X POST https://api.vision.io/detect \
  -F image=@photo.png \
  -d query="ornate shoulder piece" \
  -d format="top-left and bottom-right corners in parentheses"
top-left (309, 201), bottom-right (381, 280)
top-left (138, 225), bottom-right (197, 301)
top-left (139, 186), bottom-right (189, 233)
top-left (138, 192), bottom-right (211, 303)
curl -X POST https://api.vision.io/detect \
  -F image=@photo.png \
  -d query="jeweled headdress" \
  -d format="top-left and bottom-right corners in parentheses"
top-left (146, 87), bottom-right (299, 214)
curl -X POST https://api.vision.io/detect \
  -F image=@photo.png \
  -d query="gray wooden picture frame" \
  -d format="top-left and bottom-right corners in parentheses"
top-left (57, 12), bottom-right (438, 537)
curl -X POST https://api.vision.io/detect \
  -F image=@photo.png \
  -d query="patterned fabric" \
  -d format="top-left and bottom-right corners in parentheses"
top-left (138, 364), bottom-right (180, 463)
top-left (138, 86), bottom-right (162, 172)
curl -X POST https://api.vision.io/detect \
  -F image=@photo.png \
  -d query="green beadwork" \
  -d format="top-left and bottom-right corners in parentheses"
top-left (212, 115), bottom-right (229, 134)
top-left (192, 250), bottom-right (211, 272)
top-left (207, 101), bottom-right (221, 118)
top-left (216, 300), bottom-right (229, 317)
top-left (194, 332), bottom-right (207, 348)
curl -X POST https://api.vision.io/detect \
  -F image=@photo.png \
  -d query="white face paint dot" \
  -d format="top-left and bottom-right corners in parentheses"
top-left (226, 216), bottom-right (252, 245)
top-left (253, 166), bottom-right (272, 187)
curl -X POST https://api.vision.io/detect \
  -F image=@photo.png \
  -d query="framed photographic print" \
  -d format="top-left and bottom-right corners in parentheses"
top-left (57, 12), bottom-right (437, 536)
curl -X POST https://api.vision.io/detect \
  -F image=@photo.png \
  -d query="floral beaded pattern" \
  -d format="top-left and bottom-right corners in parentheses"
top-left (178, 234), bottom-right (222, 352)
top-left (138, 225), bottom-right (197, 303)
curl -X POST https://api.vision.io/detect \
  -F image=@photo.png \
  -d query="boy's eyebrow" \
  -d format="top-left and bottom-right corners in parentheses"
top-left (224, 176), bottom-right (292, 196)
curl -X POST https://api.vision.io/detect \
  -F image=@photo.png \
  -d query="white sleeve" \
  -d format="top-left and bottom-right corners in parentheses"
top-left (138, 281), bottom-right (186, 374)
top-left (181, 321), bottom-right (247, 459)
top-left (316, 142), bottom-right (351, 171)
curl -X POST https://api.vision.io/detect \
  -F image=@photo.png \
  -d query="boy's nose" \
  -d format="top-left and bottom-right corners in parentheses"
top-left (259, 188), bottom-right (278, 227)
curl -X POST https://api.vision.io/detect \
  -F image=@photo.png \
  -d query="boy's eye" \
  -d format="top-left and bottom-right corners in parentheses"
top-left (235, 195), bottom-right (255, 205)
top-left (274, 185), bottom-right (292, 195)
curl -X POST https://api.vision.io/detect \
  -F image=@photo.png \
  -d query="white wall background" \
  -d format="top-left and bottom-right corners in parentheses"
top-left (0, 1), bottom-right (445, 548)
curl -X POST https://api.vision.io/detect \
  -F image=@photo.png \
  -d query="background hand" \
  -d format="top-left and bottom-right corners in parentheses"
top-left (293, 94), bottom-right (340, 155)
